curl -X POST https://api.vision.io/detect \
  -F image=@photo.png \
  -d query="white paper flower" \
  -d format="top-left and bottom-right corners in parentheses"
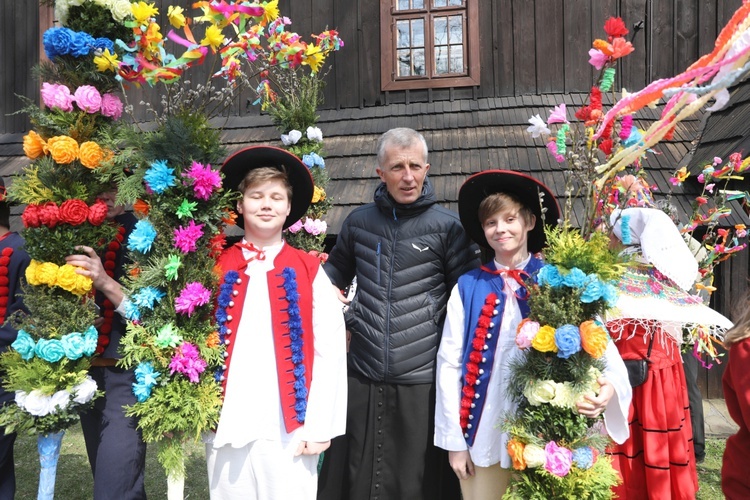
top-left (306, 126), bottom-right (323, 142)
top-left (24, 390), bottom-right (54, 417)
top-left (14, 390), bottom-right (27, 408)
top-left (72, 376), bottom-right (99, 404)
top-left (281, 129), bottom-right (302, 145)
top-left (49, 390), bottom-right (72, 414)
top-left (523, 444), bottom-right (546, 468)
top-left (526, 114), bottom-right (551, 139)
top-left (109, 0), bottom-right (133, 22)
top-left (524, 379), bottom-right (557, 406)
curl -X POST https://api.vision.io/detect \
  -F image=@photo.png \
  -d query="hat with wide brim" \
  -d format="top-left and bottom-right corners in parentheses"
top-left (222, 146), bottom-right (314, 229)
top-left (458, 170), bottom-right (560, 253)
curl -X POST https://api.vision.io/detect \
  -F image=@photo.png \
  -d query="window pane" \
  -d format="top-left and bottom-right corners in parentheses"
top-left (434, 45), bottom-right (448, 74)
top-left (398, 49), bottom-right (412, 76)
top-left (434, 17), bottom-right (447, 44)
top-left (449, 45), bottom-right (464, 73)
top-left (449, 15), bottom-right (463, 44)
top-left (413, 0), bottom-right (425, 8)
top-left (413, 48), bottom-right (426, 75)
top-left (448, 0), bottom-right (463, 5)
top-left (397, 0), bottom-right (410, 10)
top-left (433, 0), bottom-right (447, 6)
top-left (413, 19), bottom-right (424, 46)
top-left (397, 20), bottom-right (411, 48)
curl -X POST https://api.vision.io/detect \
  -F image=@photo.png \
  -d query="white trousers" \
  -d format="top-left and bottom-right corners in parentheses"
top-left (206, 439), bottom-right (319, 500)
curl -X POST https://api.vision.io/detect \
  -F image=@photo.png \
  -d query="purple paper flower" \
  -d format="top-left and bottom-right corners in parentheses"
top-left (183, 161), bottom-right (222, 200)
top-left (41, 83), bottom-right (74, 112)
top-left (169, 342), bottom-right (207, 383)
top-left (175, 282), bottom-right (211, 317)
top-left (544, 441), bottom-right (573, 477)
top-left (173, 220), bottom-right (205, 253)
top-left (287, 220), bottom-right (304, 233)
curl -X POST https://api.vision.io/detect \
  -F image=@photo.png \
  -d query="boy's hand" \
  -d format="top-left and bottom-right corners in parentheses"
top-left (576, 377), bottom-right (615, 418)
top-left (294, 440), bottom-right (331, 456)
top-left (448, 450), bottom-right (475, 480)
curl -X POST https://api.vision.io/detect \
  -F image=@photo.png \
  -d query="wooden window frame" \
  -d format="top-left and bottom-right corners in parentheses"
top-left (380, 0), bottom-right (480, 91)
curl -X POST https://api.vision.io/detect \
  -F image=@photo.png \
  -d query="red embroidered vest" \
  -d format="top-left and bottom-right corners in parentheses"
top-left (216, 243), bottom-right (318, 433)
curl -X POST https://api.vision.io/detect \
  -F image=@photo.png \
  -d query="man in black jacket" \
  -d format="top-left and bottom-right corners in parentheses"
top-left (319, 128), bottom-right (481, 500)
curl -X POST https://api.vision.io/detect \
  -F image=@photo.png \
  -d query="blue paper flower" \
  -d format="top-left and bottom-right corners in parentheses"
top-left (43, 27), bottom-right (75, 58)
top-left (620, 214), bottom-right (632, 245)
top-left (70, 31), bottom-right (94, 57)
top-left (580, 274), bottom-right (603, 303)
top-left (124, 300), bottom-right (141, 322)
top-left (82, 326), bottom-right (99, 356)
top-left (144, 160), bottom-right (176, 194)
top-left (12, 329), bottom-right (36, 360)
top-left (61, 332), bottom-right (85, 360)
top-left (562, 267), bottom-right (587, 288)
top-left (302, 152), bottom-right (325, 169)
top-left (127, 219), bottom-right (158, 254)
top-left (572, 446), bottom-right (595, 469)
top-left (93, 37), bottom-right (114, 53)
top-left (131, 287), bottom-right (166, 310)
top-left (536, 264), bottom-right (563, 287)
top-left (132, 362), bottom-right (161, 403)
top-left (601, 282), bottom-right (619, 307)
top-left (554, 324), bottom-right (581, 359)
top-left (35, 338), bottom-right (66, 363)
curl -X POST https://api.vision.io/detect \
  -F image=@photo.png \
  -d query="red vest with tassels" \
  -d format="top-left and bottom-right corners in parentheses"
top-left (216, 243), bottom-right (318, 433)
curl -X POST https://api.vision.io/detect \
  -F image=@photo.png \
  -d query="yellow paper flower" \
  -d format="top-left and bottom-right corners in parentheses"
top-left (25, 261), bottom-right (41, 286)
top-left (201, 24), bottom-right (225, 51)
top-left (167, 5), bottom-right (186, 28)
top-left (93, 48), bottom-right (119, 73)
top-left (262, 0), bottom-right (280, 25)
top-left (303, 44), bottom-right (324, 73)
top-left (36, 262), bottom-right (60, 287)
top-left (579, 320), bottom-right (609, 358)
top-left (47, 136), bottom-right (79, 164)
top-left (72, 274), bottom-right (94, 296)
top-left (79, 141), bottom-right (104, 169)
top-left (56, 264), bottom-right (80, 292)
top-left (507, 439), bottom-right (527, 470)
top-left (531, 325), bottom-right (558, 353)
top-left (311, 186), bottom-right (326, 203)
top-left (674, 166), bottom-right (689, 183)
top-left (23, 130), bottom-right (46, 159)
top-left (131, 1), bottom-right (159, 25)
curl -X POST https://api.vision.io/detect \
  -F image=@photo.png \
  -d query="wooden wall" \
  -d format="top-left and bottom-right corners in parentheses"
top-left (0, 0), bottom-right (745, 132)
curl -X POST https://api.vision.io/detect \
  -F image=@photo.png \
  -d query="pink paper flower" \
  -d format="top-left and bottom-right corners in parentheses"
top-left (303, 218), bottom-right (327, 235)
top-left (40, 82), bottom-right (74, 112)
top-left (173, 220), bottom-right (205, 253)
top-left (287, 220), bottom-right (304, 233)
top-left (74, 85), bottom-right (102, 113)
top-left (544, 441), bottom-right (573, 477)
top-left (546, 141), bottom-right (565, 163)
top-left (183, 161), bottom-right (222, 200)
top-left (100, 93), bottom-right (123, 120)
top-left (168, 342), bottom-right (207, 383)
top-left (516, 319), bottom-right (540, 349)
top-left (588, 48), bottom-right (608, 70)
top-left (547, 103), bottom-right (569, 125)
top-left (174, 282), bottom-right (211, 317)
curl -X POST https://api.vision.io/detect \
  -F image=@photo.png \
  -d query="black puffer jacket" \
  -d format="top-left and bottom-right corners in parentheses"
top-left (325, 179), bottom-right (480, 384)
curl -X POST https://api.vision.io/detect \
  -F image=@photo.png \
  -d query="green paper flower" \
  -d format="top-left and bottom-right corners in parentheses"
top-left (164, 254), bottom-right (182, 281)
top-left (176, 199), bottom-right (198, 219)
top-left (155, 323), bottom-right (183, 349)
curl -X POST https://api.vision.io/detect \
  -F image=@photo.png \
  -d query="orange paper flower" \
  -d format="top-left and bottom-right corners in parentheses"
top-left (79, 141), bottom-right (104, 169)
top-left (579, 320), bottom-right (609, 358)
top-left (46, 135), bottom-right (79, 164)
top-left (133, 199), bottom-right (151, 216)
top-left (206, 331), bottom-right (220, 348)
top-left (507, 438), bottom-right (527, 470)
top-left (23, 130), bottom-right (46, 159)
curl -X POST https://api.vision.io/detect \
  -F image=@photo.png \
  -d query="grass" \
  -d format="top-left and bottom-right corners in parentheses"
top-left (12, 430), bottom-right (727, 499)
top-left (14, 426), bottom-right (209, 499)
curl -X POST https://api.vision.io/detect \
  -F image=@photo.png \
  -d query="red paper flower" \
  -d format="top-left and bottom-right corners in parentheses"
top-left (38, 202), bottom-right (60, 228)
top-left (88, 199), bottom-right (109, 226)
top-left (21, 204), bottom-right (41, 228)
top-left (603, 17), bottom-right (628, 39)
top-left (59, 199), bottom-right (88, 225)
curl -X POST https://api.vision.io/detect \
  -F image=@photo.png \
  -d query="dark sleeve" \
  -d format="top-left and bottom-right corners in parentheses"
top-left (444, 221), bottom-right (481, 290)
top-left (0, 248), bottom-right (31, 348)
top-left (324, 218), bottom-right (356, 290)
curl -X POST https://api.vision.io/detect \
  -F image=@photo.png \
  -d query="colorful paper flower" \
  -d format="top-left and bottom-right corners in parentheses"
top-left (507, 438), bottom-right (527, 470)
top-left (527, 114), bottom-right (551, 138)
top-left (183, 161), bottom-right (221, 200)
top-left (175, 199), bottom-right (198, 219)
top-left (127, 219), bottom-right (158, 254)
top-left (532, 325), bottom-right (558, 353)
top-left (554, 324), bottom-right (582, 359)
top-left (168, 342), bottom-right (207, 383)
top-left (41, 82), bottom-right (74, 112)
top-left (545, 441), bottom-right (573, 477)
top-left (73, 85), bottom-right (102, 113)
top-left (173, 220), bottom-right (205, 253)
top-left (175, 282), bottom-right (211, 317)
top-left (144, 159), bottom-right (177, 194)
top-left (164, 254), bottom-right (182, 281)
top-left (155, 323), bottom-right (183, 348)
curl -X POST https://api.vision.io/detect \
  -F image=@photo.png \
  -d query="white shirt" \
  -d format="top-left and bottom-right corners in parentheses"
top-left (209, 240), bottom-right (348, 448)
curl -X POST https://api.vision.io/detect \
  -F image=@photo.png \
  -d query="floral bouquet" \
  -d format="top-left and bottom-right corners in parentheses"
top-left (502, 228), bottom-right (625, 498)
top-left (0, 0), bottom-right (132, 497)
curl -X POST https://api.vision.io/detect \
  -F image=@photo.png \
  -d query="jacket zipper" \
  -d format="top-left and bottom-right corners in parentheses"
top-left (376, 240), bottom-right (381, 286)
top-left (384, 209), bottom-right (399, 382)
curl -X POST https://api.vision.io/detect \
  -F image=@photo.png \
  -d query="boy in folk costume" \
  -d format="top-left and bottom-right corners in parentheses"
top-left (435, 170), bottom-right (631, 500)
top-left (206, 146), bottom-right (347, 499)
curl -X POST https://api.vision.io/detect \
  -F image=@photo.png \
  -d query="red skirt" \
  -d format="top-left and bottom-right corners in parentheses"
top-left (606, 321), bottom-right (698, 500)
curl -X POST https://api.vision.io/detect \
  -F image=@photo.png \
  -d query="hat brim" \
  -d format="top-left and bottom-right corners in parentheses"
top-left (458, 170), bottom-right (560, 253)
top-left (222, 146), bottom-right (314, 229)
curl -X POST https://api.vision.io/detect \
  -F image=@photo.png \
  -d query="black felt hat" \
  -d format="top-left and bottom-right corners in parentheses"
top-left (222, 146), bottom-right (313, 229)
top-left (458, 170), bottom-right (560, 253)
